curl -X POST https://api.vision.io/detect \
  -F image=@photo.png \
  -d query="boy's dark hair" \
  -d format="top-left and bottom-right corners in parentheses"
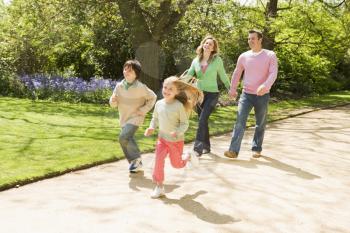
top-left (123, 60), bottom-right (142, 79)
top-left (249, 29), bottom-right (263, 40)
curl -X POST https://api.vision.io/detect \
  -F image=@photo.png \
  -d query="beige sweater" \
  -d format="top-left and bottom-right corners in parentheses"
top-left (149, 99), bottom-right (189, 142)
top-left (109, 80), bottom-right (156, 127)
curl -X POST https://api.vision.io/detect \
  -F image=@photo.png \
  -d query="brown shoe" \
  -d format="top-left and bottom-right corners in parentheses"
top-left (252, 151), bottom-right (261, 158)
top-left (224, 151), bottom-right (238, 159)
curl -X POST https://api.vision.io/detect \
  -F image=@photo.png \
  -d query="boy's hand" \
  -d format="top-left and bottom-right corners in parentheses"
top-left (109, 94), bottom-right (118, 108)
top-left (136, 110), bottom-right (145, 116)
top-left (170, 131), bottom-right (177, 138)
top-left (144, 128), bottom-right (154, 136)
top-left (111, 94), bottom-right (118, 102)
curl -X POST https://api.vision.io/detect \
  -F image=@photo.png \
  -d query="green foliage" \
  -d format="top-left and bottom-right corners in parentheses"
top-left (0, 0), bottom-right (349, 99)
top-left (271, 1), bottom-right (350, 96)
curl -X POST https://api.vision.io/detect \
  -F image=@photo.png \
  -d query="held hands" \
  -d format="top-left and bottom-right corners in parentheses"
top-left (144, 128), bottom-right (154, 137)
top-left (228, 90), bottom-right (238, 100)
top-left (170, 131), bottom-right (177, 138)
top-left (256, 84), bottom-right (266, 96)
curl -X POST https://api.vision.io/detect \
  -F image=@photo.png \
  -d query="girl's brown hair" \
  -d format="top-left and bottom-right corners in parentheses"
top-left (196, 35), bottom-right (220, 62)
top-left (163, 76), bottom-right (203, 114)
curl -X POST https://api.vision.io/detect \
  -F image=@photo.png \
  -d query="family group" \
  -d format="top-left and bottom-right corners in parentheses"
top-left (109, 29), bottom-right (278, 198)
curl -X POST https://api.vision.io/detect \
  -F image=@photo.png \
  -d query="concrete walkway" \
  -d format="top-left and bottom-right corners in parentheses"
top-left (0, 105), bottom-right (349, 233)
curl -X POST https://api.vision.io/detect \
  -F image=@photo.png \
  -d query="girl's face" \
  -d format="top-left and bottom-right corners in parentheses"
top-left (203, 39), bottom-right (215, 53)
top-left (123, 66), bottom-right (137, 83)
top-left (162, 81), bottom-right (178, 102)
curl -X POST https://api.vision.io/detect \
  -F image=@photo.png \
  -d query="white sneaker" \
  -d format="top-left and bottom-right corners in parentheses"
top-left (151, 186), bottom-right (165, 198)
top-left (190, 151), bottom-right (200, 166)
top-left (182, 151), bottom-right (191, 161)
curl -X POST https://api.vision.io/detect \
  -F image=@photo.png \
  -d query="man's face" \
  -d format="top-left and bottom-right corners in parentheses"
top-left (248, 33), bottom-right (262, 50)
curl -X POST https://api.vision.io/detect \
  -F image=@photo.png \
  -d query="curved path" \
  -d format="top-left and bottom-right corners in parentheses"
top-left (0, 105), bottom-right (349, 233)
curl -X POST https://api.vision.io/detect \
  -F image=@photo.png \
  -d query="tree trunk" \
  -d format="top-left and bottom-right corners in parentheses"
top-left (263, 0), bottom-right (278, 50)
top-left (134, 40), bottom-right (165, 93)
top-left (115, 0), bottom-right (194, 92)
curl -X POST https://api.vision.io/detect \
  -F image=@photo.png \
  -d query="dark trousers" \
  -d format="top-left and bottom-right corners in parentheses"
top-left (193, 91), bottom-right (219, 155)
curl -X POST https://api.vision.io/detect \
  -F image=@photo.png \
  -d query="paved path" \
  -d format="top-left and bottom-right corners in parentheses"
top-left (1, 105), bottom-right (349, 233)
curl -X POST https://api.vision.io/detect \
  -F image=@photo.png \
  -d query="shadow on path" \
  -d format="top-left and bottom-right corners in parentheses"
top-left (206, 153), bottom-right (320, 180)
top-left (128, 171), bottom-right (180, 192)
top-left (161, 190), bottom-right (240, 224)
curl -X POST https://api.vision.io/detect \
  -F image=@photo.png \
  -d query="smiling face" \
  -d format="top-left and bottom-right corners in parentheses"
top-left (203, 39), bottom-right (215, 53)
top-left (162, 81), bottom-right (178, 102)
top-left (248, 32), bottom-right (262, 51)
top-left (123, 65), bottom-right (137, 83)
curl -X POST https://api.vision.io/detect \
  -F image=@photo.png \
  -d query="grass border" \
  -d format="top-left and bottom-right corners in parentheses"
top-left (1, 98), bottom-right (349, 192)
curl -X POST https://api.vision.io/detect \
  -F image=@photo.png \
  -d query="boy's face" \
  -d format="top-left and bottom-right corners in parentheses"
top-left (123, 66), bottom-right (137, 83)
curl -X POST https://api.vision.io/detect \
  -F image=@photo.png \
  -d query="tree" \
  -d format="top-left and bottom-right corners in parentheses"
top-left (114, 0), bottom-right (194, 91)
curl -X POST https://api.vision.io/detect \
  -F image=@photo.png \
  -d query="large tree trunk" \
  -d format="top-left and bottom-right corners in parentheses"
top-left (134, 41), bottom-right (165, 94)
top-left (115, 0), bottom-right (194, 92)
top-left (263, 0), bottom-right (278, 50)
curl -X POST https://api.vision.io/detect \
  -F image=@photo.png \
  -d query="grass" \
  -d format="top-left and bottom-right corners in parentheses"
top-left (1, 90), bottom-right (349, 190)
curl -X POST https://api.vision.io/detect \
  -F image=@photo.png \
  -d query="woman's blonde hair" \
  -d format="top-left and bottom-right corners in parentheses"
top-left (196, 35), bottom-right (220, 62)
top-left (163, 76), bottom-right (203, 114)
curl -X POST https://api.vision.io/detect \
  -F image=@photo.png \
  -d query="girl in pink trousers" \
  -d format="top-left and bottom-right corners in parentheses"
top-left (144, 76), bottom-right (203, 198)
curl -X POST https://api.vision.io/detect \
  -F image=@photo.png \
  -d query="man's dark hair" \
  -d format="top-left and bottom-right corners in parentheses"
top-left (249, 29), bottom-right (263, 40)
top-left (123, 60), bottom-right (142, 79)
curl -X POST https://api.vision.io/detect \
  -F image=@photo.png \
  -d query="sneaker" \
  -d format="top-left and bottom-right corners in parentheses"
top-left (224, 151), bottom-right (238, 159)
top-left (151, 185), bottom-right (165, 198)
top-left (203, 149), bottom-right (211, 154)
top-left (182, 151), bottom-right (199, 167)
top-left (190, 151), bottom-right (199, 166)
top-left (129, 158), bottom-right (143, 173)
top-left (252, 151), bottom-right (262, 158)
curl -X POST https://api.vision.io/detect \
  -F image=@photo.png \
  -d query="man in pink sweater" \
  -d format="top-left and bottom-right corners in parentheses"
top-left (224, 29), bottom-right (278, 159)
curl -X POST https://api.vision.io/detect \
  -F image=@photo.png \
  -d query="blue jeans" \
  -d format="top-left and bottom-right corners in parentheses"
top-left (228, 92), bottom-right (270, 154)
top-left (119, 124), bottom-right (140, 163)
top-left (194, 92), bottom-right (219, 155)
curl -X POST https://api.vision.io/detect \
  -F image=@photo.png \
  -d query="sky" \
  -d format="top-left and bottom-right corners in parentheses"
top-left (3, 0), bottom-right (11, 5)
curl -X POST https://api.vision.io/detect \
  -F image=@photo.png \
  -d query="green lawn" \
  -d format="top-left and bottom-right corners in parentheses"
top-left (1, 90), bottom-right (350, 190)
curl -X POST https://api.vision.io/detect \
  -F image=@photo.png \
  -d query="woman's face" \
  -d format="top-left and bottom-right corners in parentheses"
top-left (203, 39), bottom-right (215, 53)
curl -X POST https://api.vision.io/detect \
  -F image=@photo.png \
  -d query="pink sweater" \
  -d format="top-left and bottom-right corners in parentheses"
top-left (230, 49), bottom-right (278, 95)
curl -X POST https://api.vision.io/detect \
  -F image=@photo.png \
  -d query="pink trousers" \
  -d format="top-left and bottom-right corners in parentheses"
top-left (152, 137), bottom-right (187, 183)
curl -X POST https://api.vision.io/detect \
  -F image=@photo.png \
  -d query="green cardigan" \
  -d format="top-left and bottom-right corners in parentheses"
top-left (187, 55), bottom-right (230, 92)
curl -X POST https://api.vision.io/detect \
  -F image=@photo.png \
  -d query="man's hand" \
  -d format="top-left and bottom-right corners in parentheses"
top-left (256, 84), bottom-right (266, 96)
top-left (144, 128), bottom-right (154, 136)
top-left (228, 90), bottom-right (238, 100)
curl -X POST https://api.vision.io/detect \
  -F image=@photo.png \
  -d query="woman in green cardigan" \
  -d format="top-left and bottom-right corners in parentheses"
top-left (187, 35), bottom-right (230, 157)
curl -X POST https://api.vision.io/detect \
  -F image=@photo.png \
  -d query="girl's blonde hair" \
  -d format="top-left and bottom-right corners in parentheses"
top-left (196, 35), bottom-right (220, 62)
top-left (163, 76), bottom-right (203, 114)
